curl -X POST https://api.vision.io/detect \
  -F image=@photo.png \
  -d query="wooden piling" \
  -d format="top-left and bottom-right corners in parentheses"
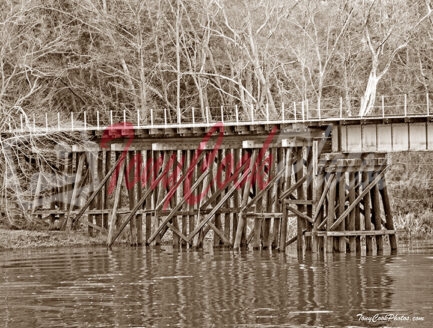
top-left (379, 176), bottom-right (397, 251)
top-left (354, 172), bottom-right (362, 253)
top-left (326, 177), bottom-right (337, 253)
top-left (337, 172), bottom-right (346, 253)
top-left (362, 172), bottom-right (373, 254)
top-left (347, 172), bottom-right (356, 252)
top-left (295, 148), bottom-right (305, 253)
top-left (371, 172), bottom-right (383, 253)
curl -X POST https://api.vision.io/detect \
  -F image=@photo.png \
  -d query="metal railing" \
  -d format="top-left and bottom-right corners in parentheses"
top-left (4, 93), bottom-right (431, 133)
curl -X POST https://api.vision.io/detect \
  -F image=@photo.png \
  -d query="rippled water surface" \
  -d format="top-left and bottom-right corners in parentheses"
top-left (1, 242), bottom-right (432, 327)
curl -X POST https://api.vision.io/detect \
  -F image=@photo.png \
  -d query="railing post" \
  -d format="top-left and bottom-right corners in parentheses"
top-left (340, 97), bottom-right (343, 119)
top-left (318, 98), bottom-right (321, 120)
top-left (177, 107), bottom-right (181, 124)
top-left (110, 111), bottom-right (113, 126)
top-left (266, 103), bottom-right (270, 122)
top-left (137, 109), bottom-right (140, 128)
top-left (57, 112), bottom-right (60, 131)
top-left (404, 94), bottom-right (407, 117)
top-left (97, 111), bottom-right (100, 129)
top-left (150, 108), bottom-right (154, 126)
top-left (220, 105), bottom-right (224, 123)
top-left (381, 95), bottom-right (385, 118)
top-left (235, 105), bottom-right (239, 123)
top-left (206, 106), bottom-right (210, 125)
top-left (164, 108), bottom-right (167, 126)
top-left (306, 99), bottom-right (309, 120)
top-left (301, 101), bottom-right (305, 122)
top-left (250, 104), bottom-right (254, 122)
top-left (71, 112), bottom-right (74, 131)
top-left (192, 107), bottom-right (195, 125)
top-left (84, 111), bottom-right (87, 130)
top-left (427, 92), bottom-right (430, 116)
top-left (294, 102), bottom-right (297, 121)
top-left (282, 102), bottom-right (285, 122)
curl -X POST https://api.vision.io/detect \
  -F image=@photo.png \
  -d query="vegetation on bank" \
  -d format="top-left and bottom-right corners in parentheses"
top-left (387, 153), bottom-right (433, 240)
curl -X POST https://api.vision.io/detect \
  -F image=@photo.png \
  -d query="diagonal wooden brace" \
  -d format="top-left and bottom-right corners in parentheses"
top-left (187, 167), bottom-right (252, 245)
top-left (329, 167), bottom-right (389, 231)
top-left (147, 165), bottom-right (210, 245)
top-left (71, 155), bottom-right (124, 228)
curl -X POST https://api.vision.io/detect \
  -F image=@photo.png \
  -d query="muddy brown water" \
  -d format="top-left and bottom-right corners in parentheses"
top-left (0, 241), bottom-right (432, 327)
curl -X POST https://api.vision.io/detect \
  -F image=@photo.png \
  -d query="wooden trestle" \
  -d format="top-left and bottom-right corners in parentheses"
top-left (28, 123), bottom-right (397, 254)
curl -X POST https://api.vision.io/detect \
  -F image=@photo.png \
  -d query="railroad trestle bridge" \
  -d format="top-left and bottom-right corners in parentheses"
top-left (3, 94), bottom-right (433, 254)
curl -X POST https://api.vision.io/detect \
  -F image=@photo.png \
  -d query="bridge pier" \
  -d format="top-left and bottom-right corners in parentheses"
top-left (16, 123), bottom-right (397, 254)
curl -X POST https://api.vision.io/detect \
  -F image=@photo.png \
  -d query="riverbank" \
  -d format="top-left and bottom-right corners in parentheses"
top-left (0, 228), bottom-right (106, 250)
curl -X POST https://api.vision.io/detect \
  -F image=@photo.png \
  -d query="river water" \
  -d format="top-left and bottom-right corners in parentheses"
top-left (0, 242), bottom-right (432, 327)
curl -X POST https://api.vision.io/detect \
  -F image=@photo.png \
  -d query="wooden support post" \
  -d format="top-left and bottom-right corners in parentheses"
top-left (232, 149), bottom-right (241, 244)
top-left (144, 150), bottom-right (152, 245)
top-left (182, 150), bottom-right (188, 247)
top-left (214, 150), bottom-right (223, 247)
top-left (103, 151), bottom-right (111, 230)
top-left (363, 172), bottom-right (373, 254)
top-left (379, 176), bottom-right (397, 251)
top-left (312, 172), bottom-right (324, 253)
top-left (95, 154), bottom-right (103, 234)
top-left (126, 152), bottom-right (137, 246)
top-left (279, 148), bottom-right (293, 251)
top-left (65, 153), bottom-right (85, 230)
top-left (279, 204), bottom-right (288, 251)
top-left (224, 149), bottom-right (231, 245)
top-left (234, 150), bottom-right (258, 249)
top-left (337, 172), bottom-right (346, 253)
top-left (305, 147), bottom-right (313, 251)
top-left (136, 151), bottom-right (143, 246)
top-left (371, 173), bottom-right (383, 253)
top-left (31, 160), bottom-right (44, 218)
top-left (347, 172), bottom-right (356, 252)
top-left (326, 177), bottom-right (337, 253)
top-left (107, 156), bottom-right (126, 245)
top-left (295, 148), bottom-right (305, 253)
top-left (271, 148), bottom-right (282, 249)
top-left (354, 172), bottom-right (362, 253)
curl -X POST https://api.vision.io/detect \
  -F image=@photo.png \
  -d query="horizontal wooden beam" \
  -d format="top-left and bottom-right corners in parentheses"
top-left (304, 230), bottom-right (396, 237)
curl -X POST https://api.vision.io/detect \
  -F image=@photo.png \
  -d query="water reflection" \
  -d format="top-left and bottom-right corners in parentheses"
top-left (0, 244), bottom-right (432, 327)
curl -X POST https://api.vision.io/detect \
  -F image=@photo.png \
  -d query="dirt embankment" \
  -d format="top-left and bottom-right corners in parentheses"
top-left (0, 228), bottom-right (105, 250)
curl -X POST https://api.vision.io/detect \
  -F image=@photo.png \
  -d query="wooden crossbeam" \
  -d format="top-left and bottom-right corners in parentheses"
top-left (71, 155), bottom-right (124, 228)
top-left (285, 203), bottom-right (314, 224)
top-left (188, 167), bottom-right (252, 244)
top-left (304, 230), bottom-right (396, 237)
top-left (329, 167), bottom-right (389, 231)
